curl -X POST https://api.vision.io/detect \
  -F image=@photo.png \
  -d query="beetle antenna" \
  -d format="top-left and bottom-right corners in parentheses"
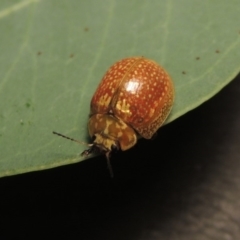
top-left (53, 131), bottom-right (92, 147)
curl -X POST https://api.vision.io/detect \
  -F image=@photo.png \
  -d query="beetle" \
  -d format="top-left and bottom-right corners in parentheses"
top-left (53, 57), bottom-right (174, 176)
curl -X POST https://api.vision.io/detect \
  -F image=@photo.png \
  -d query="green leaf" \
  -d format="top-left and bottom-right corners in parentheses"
top-left (0, 0), bottom-right (240, 177)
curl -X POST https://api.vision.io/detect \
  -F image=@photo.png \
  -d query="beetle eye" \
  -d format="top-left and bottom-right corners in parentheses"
top-left (111, 144), bottom-right (118, 151)
top-left (92, 135), bottom-right (96, 141)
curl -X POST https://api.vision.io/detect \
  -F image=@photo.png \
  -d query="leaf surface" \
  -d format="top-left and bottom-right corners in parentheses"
top-left (0, 0), bottom-right (240, 177)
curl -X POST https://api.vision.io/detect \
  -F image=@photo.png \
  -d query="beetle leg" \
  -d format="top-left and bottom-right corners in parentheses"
top-left (80, 146), bottom-right (95, 157)
top-left (106, 152), bottom-right (114, 178)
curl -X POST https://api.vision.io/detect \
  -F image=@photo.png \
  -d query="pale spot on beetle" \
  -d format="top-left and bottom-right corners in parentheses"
top-left (104, 127), bottom-right (109, 135)
top-left (99, 93), bottom-right (111, 107)
top-left (116, 99), bottom-right (131, 114)
top-left (123, 99), bottom-right (131, 113)
top-left (117, 131), bottom-right (123, 138)
top-left (153, 100), bottom-right (159, 106)
top-left (149, 108), bottom-right (155, 118)
top-left (127, 133), bottom-right (135, 143)
top-left (117, 121), bottom-right (128, 130)
top-left (97, 115), bottom-right (104, 122)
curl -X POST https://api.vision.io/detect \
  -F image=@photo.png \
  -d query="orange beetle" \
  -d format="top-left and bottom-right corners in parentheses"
top-left (54, 57), bottom-right (174, 176)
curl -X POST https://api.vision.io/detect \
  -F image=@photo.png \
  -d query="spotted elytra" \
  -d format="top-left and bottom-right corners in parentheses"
top-left (53, 57), bottom-right (174, 176)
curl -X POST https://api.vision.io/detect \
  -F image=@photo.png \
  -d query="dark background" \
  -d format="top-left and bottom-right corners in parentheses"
top-left (1, 73), bottom-right (240, 240)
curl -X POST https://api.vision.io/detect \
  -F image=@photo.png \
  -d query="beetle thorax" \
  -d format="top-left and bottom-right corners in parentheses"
top-left (88, 114), bottom-right (137, 152)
